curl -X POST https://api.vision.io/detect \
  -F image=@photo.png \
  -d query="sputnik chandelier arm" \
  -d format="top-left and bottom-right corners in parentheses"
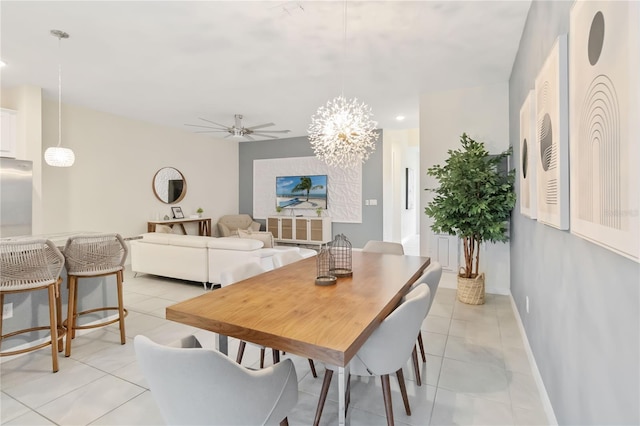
top-left (44, 29), bottom-right (75, 167)
top-left (308, 0), bottom-right (378, 169)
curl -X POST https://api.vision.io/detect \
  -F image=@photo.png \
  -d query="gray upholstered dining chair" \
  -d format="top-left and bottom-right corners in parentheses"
top-left (63, 233), bottom-right (128, 357)
top-left (135, 335), bottom-right (298, 426)
top-left (313, 284), bottom-right (431, 426)
top-left (362, 240), bottom-right (405, 255)
top-left (0, 239), bottom-right (66, 372)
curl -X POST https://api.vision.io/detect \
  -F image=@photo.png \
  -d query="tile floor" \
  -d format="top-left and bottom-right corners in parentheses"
top-left (1, 267), bottom-right (549, 425)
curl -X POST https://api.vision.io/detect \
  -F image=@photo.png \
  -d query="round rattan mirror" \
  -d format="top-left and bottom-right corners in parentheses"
top-left (153, 167), bottom-right (186, 204)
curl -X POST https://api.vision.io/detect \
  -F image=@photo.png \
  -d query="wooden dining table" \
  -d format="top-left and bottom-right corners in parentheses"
top-left (166, 250), bottom-right (430, 425)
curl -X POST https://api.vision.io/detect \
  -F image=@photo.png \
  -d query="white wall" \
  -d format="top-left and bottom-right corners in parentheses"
top-left (420, 82), bottom-right (511, 294)
top-left (382, 128), bottom-right (419, 243)
top-left (39, 97), bottom-right (239, 240)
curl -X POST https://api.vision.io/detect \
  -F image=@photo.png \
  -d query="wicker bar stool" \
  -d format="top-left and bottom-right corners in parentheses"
top-left (0, 239), bottom-right (66, 373)
top-left (63, 233), bottom-right (128, 357)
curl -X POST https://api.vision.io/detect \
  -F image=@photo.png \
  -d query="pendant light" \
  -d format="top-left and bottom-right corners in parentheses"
top-left (308, 1), bottom-right (378, 168)
top-left (44, 29), bottom-right (75, 167)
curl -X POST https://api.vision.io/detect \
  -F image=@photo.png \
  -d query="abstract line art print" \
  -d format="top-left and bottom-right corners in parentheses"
top-left (535, 34), bottom-right (569, 230)
top-left (569, 1), bottom-right (639, 261)
top-left (520, 90), bottom-right (537, 219)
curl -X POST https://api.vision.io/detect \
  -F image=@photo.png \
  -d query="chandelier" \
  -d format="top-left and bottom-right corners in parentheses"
top-left (308, 96), bottom-right (377, 167)
top-left (44, 30), bottom-right (75, 167)
top-left (308, 2), bottom-right (378, 168)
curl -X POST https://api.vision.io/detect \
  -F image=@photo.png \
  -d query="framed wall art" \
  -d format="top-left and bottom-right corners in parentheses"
top-left (569, 1), bottom-right (639, 261)
top-left (171, 206), bottom-right (184, 219)
top-left (535, 34), bottom-right (569, 230)
top-left (519, 89), bottom-right (537, 219)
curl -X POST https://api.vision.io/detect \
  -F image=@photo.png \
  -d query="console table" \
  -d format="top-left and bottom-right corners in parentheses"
top-left (267, 216), bottom-right (331, 246)
top-left (147, 217), bottom-right (211, 236)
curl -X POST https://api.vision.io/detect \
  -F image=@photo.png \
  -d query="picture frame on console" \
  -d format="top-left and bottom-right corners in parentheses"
top-left (171, 206), bottom-right (184, 219)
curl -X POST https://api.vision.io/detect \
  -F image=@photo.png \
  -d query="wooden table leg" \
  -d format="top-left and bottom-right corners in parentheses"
top-left (179, 224), bottom-right (187, 235)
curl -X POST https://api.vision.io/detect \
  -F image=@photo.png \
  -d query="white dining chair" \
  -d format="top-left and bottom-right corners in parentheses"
top-left (403, 261), bottom-right (443, 385)
top-left (272, 250), bottom-right (304, 268)
top-left (135, 335), bottom-right (298, 426)
top-left (220, 262), bottom-right (273, 368)
top-left (362, 240), bottom-right (405, 255)
top-left (412, 261), bottom-right (443, 363)
top-left (313, 284), bottom-right (431, 426)
top-left (269, 252), bottom-right (319, 378)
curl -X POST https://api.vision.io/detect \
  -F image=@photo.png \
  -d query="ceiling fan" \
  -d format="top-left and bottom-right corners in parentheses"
top-left (185, 114), bottom-right (291, 140)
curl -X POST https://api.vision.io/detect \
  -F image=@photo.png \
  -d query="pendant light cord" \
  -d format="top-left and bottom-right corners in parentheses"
top-left (341, 0), bottom-right (347, 98)
top-left (57, 36), bottom-right (62, 148)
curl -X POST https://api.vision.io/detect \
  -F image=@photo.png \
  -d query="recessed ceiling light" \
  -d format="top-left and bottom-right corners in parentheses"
top-left (396, 115), bottom-right (405, 121)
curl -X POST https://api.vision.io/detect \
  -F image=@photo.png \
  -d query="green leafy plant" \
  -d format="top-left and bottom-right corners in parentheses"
top-left (315, 207), bottom-right (323, 216)
top-left (276, 205), bottom-right (283, 213)
top-left (196, 207), bottom-right (204, 214)
top-left (424, 133), bottom-right (516, 279)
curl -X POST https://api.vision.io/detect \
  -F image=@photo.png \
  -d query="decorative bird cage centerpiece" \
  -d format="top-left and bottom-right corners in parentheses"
top-left (315, 244), bottom-right (337, 286)
top-left (329, 233), bottom-right (352, 277)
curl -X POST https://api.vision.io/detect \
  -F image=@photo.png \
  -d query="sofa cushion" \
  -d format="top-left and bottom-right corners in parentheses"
top-left (238, 229), bottom-right (274, 248)
top-left (140, 233), bottom-right (211, 248)
top-left (207, 237), bottom-right (263, 251)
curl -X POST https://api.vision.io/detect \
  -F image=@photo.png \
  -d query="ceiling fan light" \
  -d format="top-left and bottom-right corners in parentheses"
top-left (44, 146), bottom-right (75, 167)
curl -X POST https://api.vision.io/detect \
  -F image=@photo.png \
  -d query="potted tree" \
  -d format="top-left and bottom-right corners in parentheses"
top-left (424, 133), bottom-right (515, 305)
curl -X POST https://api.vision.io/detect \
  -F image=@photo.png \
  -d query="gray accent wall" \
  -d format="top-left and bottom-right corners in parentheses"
top-left (239, 133), bottom-right (383, 248)
top-left (509, 1), bottom-right (639, 424)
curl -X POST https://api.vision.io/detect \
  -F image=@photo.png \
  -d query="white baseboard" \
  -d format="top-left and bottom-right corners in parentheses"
top-left (509, 295), bottom-right (558, 425)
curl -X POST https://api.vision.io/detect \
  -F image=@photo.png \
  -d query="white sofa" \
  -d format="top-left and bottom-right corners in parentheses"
top-left (130, 233), bottom-right (315, 288)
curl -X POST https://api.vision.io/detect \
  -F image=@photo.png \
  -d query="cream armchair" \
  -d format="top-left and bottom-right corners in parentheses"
top-left (217, 214), bottom-right (261, 237)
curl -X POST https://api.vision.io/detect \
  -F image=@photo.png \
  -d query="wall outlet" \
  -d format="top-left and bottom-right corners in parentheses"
top-left (525, 296), bottom-right (530, 314)
top-left (3, 302), bottom-right (13, 319)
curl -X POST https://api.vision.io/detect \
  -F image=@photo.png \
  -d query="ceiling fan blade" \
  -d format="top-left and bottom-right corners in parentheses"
top-left (185, 123), bottom-right (226, 129)
top-left (194, 130), bottom-right (229, 133)
top-left (252, 133), bottom-right (279, 139)
top-left (252, 129), bottom-right (291, 133)
top-left (243, 135), bottom-right (256, 141)
top-left (198, 117), bottom-right (230, 129)
top-left (245, 122), bottom-right (275, 130)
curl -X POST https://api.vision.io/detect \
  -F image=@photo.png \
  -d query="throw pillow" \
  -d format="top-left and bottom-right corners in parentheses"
top-left (238, 229), bottom-right (274, 248)
top-left (155, 224), bottom-right (173, 234)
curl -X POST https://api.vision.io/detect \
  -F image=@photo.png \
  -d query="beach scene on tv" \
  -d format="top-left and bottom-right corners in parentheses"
top-left (276, 175), bottom-right (328, 209)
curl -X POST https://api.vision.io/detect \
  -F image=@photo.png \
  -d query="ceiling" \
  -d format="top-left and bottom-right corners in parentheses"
top-left (1, 1), bottom-right (531, 141)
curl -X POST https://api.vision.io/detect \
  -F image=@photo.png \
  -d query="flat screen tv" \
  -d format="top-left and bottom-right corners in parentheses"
top-left (276, 175), bottom-right (327, 209)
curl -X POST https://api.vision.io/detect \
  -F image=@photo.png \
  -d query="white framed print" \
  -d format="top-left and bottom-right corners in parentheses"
top-left (535, 34), bottom-right (569, 230)
top-left (569, 1), bottom-right (639, 261)
top-left (519, 90), bottom-right (537, 219)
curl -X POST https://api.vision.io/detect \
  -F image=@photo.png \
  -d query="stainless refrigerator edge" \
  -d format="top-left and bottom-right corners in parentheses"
top-left (0, 158), bottom-right (33, 237)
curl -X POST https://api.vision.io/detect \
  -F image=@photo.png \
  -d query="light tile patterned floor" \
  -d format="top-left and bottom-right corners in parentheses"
top-left (1, 268), bottom-right (549, 425)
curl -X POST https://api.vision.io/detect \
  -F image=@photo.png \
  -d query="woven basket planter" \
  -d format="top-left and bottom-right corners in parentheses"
top-left (457, 273), bottom-right (485, 305)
